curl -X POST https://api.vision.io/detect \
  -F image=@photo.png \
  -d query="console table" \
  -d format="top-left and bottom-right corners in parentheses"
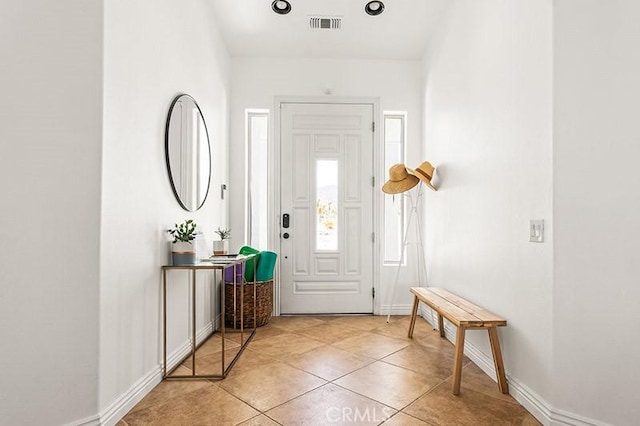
top-left (162, 256), bottom-right (257, 380)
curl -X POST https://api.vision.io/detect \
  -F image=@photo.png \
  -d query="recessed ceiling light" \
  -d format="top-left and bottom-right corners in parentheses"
top-left (365, 1), bottom-right (385, 16)
top-left (272, 0), bottom-right (292, 15)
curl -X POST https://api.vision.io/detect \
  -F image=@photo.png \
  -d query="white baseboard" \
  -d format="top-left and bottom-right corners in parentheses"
top-left (377, 303), bottom-right (413, 315)
top-left (96, 319), bottom-right (218, 426)
top-left (65, 414), bottom-right (100, 426)
top-left (549, 409), bottom-right (612, 426)
top-left (98, 365), bottom-right (162, 426)
top-left (416, 310), bottom-right (608, 426)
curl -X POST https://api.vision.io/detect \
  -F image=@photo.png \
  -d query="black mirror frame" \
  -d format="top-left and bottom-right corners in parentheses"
top-left (164, 93), bottom-right (212, 212)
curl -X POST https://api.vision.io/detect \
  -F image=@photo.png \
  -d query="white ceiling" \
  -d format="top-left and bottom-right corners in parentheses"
top-left (209, 0), bottom-right (449, 61)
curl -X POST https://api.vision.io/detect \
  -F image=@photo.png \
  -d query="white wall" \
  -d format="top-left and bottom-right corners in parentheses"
top-left (553, 1), bottom-right (640, 424)
top-left (229, 58), bottom-right (424, 311)
top-left (421, 0), bottom-right (553, 409)
top-left (101, 0), bottom-right (230, 417)
top-left (0, 1), bottom-right (103, 424)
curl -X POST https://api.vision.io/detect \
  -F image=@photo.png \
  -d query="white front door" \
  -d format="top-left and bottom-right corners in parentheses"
top-left (279, 102), bottom-right (374, 314)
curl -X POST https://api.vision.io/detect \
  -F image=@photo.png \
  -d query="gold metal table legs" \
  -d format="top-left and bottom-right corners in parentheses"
top-left (161, 260), bottom-right (257, 380)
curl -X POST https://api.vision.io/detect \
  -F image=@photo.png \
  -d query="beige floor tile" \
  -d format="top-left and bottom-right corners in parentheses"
top-left (404, 380), bottom-right (533, 426)
top-left (457, 362), bottom-right (515, 403)
top-left (247, 332), bottom-right (326, 359)
top-left (386, 315), bottom-right (412, 322)
top-left (307, 315), bottom-right (344, 321)
top-left (522, 414), bottom-right (543, 426)
top-left (225, 349), bottom-right (282, 383)
top-left (410, 329), bottom-right (458, 356)
top-left (124, 384), bottom-right (258, 426)
top-left (382, 344), bottom-right (461, 380)
top-left (372, 316), bottom-right (434, 341)
top-left (334, 361), bottom-right (440, 410)
top-left (334, 332), bottom-right (410, 359)
top-left (121, 316), bottom-right (537, 425)
top-left (191, 333), bottom-right (241, 359)
top-left (223, 347), bottom-right (280, 379)
top-left (332, 315), bottom-right (390, 331)
top-left (130, 367), bottom-right (212, 414)
top-left (269, 315), bottom-right (327, 331)
top-left (164, 365), bottom-right (199, 379)
top-left (182, 347), bottom-right (244, 376)
top-left (267, 383), bottom-right (396, 426)
top-left (235, 414), bottom-right (282, 425)
top-left (407, 317), bottom-right (466, 346)
top-left (246, 323), bottom-right (289, 342)
top-left (286, 345), bottom-right (374, 380)
top-left (219, 362), bottom-right (327, 411)
top-left (294, 321), bottom-right (363, 344)
top-left (382, 412), bottom-right (432, 425)
top-left (221, 327), bottom-right (258, 344)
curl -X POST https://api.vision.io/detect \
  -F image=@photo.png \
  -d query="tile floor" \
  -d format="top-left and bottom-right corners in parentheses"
top-left (121, 316), bottom-right (540, 425)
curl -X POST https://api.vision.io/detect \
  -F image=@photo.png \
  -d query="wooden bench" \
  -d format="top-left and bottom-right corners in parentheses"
top-left (408, 287), bottom-right (508, 396)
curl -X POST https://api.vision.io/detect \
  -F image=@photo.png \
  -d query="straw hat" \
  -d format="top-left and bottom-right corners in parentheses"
top-left (382, 163), bottom-right (419, 194)
top-left (408, 161), bottom-right (437, 191)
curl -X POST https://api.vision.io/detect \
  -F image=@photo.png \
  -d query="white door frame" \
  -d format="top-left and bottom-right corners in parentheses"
top-left (270, 96), bottom-right (382, 316)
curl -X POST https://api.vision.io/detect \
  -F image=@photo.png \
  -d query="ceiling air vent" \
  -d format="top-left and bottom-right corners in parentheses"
top-left (309, 16), bottom-right (342, 30)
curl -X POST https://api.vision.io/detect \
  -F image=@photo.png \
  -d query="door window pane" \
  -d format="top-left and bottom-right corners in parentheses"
top-left (316, 159), bottom-right (338, 251)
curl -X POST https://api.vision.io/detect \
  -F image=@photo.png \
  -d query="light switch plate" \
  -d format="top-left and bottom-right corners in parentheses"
top-left (530, 220), bottom-right (544, 243)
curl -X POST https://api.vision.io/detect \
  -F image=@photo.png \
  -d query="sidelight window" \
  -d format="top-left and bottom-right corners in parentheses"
top-left (384, 113), bottom-right (406, 264)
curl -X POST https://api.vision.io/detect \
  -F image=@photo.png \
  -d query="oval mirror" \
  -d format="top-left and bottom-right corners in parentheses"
top-left (165, 94), bottom-right (212, 211)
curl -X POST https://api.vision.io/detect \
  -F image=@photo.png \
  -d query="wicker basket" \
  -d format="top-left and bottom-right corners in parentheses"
top-left (224, 279), bottom-right (273, 328)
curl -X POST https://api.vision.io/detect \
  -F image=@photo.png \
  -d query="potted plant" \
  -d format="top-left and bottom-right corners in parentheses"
top-left (213, 227), bottom-right (231, 255)
top-left (167, 219), bottom-right (197, 265)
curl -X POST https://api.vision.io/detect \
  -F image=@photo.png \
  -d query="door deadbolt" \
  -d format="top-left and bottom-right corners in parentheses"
top-left (283, 232), bottom-right (290, 239)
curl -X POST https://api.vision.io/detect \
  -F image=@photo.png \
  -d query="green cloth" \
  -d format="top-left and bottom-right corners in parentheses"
top-left (256, 251), bottom-right (277, 281)
top-left (239, 246), bottom-right (260, 281)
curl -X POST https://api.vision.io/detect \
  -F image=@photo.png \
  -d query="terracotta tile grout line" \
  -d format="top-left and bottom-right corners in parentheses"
top-left (328, 381), bottom-right (398, 415)
top-left (216, 381), bottom-right (280, 419)
top-left (397, 374), bottom-right (452, 411)
top-left (261, 412), bottom-right (284, 426)
top-left (376, 357), bottom-right (445, 380)
top-left (212, 336), bottom-right (331, 414)
top-left (384, 410), bottom-right (439, 426)
top-left (372, 375), bottom-right (453, 425)
top-left (280, 352), bottom-right (377, 382)
top-left (247, 357), bottom-right (402, 419)
top-left (239, 412), bottom-right (284, 426)
top-left (322, 361), bottom-right (452, 419)
top-left (375, 344), bottom-right (412, 360)
top-left (253, 380), bottom-right (328, 416)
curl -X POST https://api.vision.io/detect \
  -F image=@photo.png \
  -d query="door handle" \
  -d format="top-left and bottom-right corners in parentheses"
top-left (282, 213), bottom-right (290, 228)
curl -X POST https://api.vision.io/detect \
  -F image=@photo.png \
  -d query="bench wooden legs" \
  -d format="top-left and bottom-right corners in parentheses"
top-left (408, 295), bottom-right (446, 338)
top-left (488, 327), bottom-right (509, 394)
top-left (407, 294), bottom-right (509, 396)
top-left (408, 295), bottom-right (419, 338)
top-left (452, 326), bottom-right (466, 395)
